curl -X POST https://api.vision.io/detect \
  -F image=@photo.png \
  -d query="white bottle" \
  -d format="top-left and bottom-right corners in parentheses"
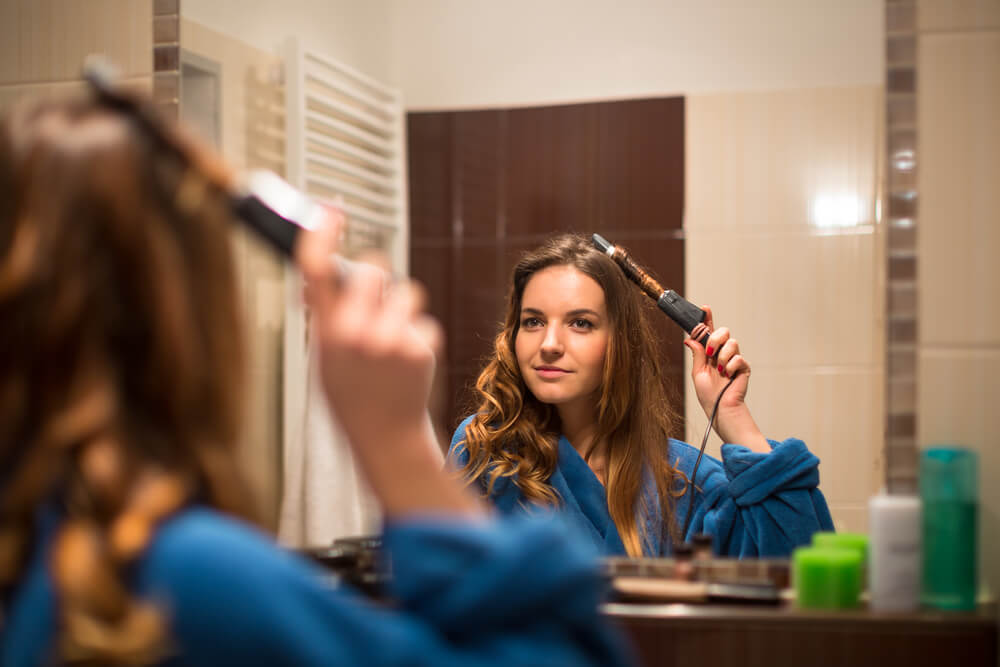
top-left (868, 493), bottom-right (922, 611)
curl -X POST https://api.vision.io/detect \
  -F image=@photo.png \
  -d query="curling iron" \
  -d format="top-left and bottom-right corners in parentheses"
top-left (591, 234), bottom-right (711, 347)
top-left (84, 60), bottom-right (354, 268)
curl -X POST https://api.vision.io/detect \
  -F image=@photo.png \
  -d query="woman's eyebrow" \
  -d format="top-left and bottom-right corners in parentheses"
top-left (520, 307), bottom-right (602, 318)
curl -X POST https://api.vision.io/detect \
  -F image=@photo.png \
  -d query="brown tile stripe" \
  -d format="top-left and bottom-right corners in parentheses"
top-left (884, 0), bottom-right (918, 495)
top-left (152, 0), bottom-right (179, 120)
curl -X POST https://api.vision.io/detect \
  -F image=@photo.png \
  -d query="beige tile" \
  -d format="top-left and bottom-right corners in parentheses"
top-left (0, 0), bottom-right (153, 85)
top-left (0, 81), bottom-right (81, 110)
top-left (128, 0), bottom-right (155, 76)
top-left (684, 366), bottom-right (882, 510)
top-left (918, 347), bottom-right (1000, 597)
top-left (685, 229), bottom-right (880, 368)
top-left (686, 86), bottom-right (880, 232)
top-left (918, 0), bottom-right (1000, 32)
top-left (0, 76), bottom-right (152, 112)
top-left (918, 348), bottom-right (1000, 453)
top-left (0, 2), bottom-right (17, 83)
top-left (828, 505), bottom-right (869, 535)
top-left (919, 33), bottom-right (1000, 347)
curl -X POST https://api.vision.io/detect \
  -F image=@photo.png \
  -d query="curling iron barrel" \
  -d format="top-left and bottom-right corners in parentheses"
top-left (591, 234), bottom-right (711, 347)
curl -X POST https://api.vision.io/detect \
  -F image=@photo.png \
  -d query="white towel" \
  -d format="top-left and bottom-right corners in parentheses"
top-left (277, 336), bottom-right (381, 548)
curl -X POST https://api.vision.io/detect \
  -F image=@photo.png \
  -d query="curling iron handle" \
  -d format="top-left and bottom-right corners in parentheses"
top-left (657, 291), bottom-right (710, 347)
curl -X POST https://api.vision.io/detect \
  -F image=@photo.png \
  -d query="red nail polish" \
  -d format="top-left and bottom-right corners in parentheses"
top-left (717, 364), bottom-right (724, 373)
top-left (706, 346), bottom-right (714, 356)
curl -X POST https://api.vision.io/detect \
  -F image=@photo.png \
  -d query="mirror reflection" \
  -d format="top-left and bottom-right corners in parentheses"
top-left (174, 0), bottom-right (884, 552)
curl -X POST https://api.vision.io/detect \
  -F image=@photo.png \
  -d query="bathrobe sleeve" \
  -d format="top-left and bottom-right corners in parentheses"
top-left (668, 437), bottom-right (835, 557)
top-left (131, 509), bottom-right (631, 667)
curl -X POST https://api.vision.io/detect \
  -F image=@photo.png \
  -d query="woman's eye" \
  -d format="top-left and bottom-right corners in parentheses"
top-left (522, 317), bottom-right (542, 328)
top-left (570, 319), bottom-right (593, 329)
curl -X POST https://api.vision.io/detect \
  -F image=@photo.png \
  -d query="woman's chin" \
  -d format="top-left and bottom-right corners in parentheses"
top-left (526, 387), bottom-right (577, 406)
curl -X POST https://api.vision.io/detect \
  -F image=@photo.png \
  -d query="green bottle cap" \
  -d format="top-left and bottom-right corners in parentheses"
top-left (812, 532), bottom-right (868, 568)
top-left (921, 447), bottom-right (978, 502)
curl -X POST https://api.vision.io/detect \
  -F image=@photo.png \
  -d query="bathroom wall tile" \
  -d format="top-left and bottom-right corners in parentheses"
top-left (918, 33), bottom-right (1000, 346)
top-left (887, 1), bottom-right (917, 34)
top-left (919, 347), bottom-right (1000, 595)
top-left (126, 0), bottom-right (155, 77)
top-left (0, 81), bottom-right (84, 109)
top-left (153, 71), bottom-right (179, 105)
top-left (154, 14), bottom-right (179, 44)
top-left (887, 95), bottom-right (917, 127)
top-left (154, 44), bottom-right (179, 72)
top-left (686, 87), bottom-right (880, 233)
top-left (0, 0), bottom-right (152, 85)
top-left (887, 67), bottom-right (916, 93)
top-left (0, 76), bottom-right (151, 112)
top-left (154, 0), bottom-right (179, 16)
top-left (888, 221), bottom-right (916, 253)
top-left (685, 230), bottom-right (879, 369)
top-left (0, 2), bottom-right (16, 84)
top-left (828, 505), bottom-right (869, 535)
top-left (918, 0), bottom-right (1000, 32)
top-left (889, 284), bottom-right (917, 321)
top-left (887, 375), bottom-right (916, 414)
top-left (887, 34), bottom-right (917, 66)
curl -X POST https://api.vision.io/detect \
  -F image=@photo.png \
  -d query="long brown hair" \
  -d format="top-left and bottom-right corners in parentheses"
top-left (458, 234), bottom-right (685, 556)
top-left (0, 93), bottom-right (255, 663)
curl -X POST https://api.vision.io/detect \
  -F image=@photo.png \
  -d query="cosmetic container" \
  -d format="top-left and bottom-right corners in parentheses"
top-left (793, 546), bottom-right (863, 609)
top-left (868, 493), bottom-right (922, 611)
top-left (921, 447), bottom-right (978, 610)
top-left (812, 532), bottom-right (869, 586)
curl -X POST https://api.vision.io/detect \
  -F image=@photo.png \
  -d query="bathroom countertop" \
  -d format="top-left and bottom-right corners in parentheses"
top-left (605, 601), bottom-right (997, 667)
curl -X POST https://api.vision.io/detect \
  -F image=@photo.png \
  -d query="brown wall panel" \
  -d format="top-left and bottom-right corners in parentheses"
top-left (594, 98), bottom-right (685, 234)
top-left (454, 110), bottom-right (505, 241)
top-left (407, 112), bottom-right (453, 241)
top-left (451, 244), bottom-right (504, 367)
top-left (506, 104), bottom-right (596, 237)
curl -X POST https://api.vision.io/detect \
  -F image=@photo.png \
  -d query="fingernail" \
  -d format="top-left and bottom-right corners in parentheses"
top-left (717, 364), bottom-right (724, 373)
top-left (706, 346), bottom-right (714, 356)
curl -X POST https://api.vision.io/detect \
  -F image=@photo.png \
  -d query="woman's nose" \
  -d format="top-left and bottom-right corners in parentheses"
top-left (540, 326), bottom-right (564, 355)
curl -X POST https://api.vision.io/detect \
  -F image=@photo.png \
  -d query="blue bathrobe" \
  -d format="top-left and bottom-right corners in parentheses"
top-left (449, 415), bottom-right (834, 557)
top-left (1, 503), bottom-right (630, 666)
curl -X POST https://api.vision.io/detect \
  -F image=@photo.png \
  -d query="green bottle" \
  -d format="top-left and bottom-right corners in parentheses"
top-left (920, 447), bottom-right (978, 611)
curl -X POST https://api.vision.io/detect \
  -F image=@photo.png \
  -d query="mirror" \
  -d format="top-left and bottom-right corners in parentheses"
top-left (174, 1), bottom-right (885, 548)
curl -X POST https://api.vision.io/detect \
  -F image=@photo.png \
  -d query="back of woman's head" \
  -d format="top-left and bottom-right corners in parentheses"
top-left (0, 93), bottom-right (252, 663)
top-left (461, 233), bottom-right (681, 555)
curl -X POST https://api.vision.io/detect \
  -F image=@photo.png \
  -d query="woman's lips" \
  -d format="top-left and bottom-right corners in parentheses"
top-left (535, 366), bottom-right (570, 379)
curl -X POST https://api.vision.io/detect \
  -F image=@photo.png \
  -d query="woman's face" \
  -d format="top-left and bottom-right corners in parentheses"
top-left (515, 265), bottom-right (609, 411)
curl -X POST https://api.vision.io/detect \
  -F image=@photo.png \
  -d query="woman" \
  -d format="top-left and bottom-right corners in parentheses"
top-left (0, 94), bottom-right (628, 665)
top-left (450, 234), bottom-right (833, 558)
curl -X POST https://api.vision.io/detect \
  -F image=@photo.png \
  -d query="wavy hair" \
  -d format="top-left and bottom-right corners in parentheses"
top-left (458, 234), bottom-right (685, 556)
top-left (0, 93), bottom-right (255, 664)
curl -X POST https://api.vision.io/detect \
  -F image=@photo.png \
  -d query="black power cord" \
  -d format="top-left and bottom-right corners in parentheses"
top-left (681, 374), bottom-right (739, 539)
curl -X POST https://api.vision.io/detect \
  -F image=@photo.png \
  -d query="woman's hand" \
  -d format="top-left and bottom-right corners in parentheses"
top-left (297, 210), bottom-right (441, 446)
top-left (295, 210), bottom-right (481, 517)
top-left (683, 306), bottom-right (770, 453)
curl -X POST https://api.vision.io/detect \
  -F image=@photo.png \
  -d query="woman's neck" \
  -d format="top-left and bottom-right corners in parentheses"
top-left (557, 398), bottom-right (605, 462)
